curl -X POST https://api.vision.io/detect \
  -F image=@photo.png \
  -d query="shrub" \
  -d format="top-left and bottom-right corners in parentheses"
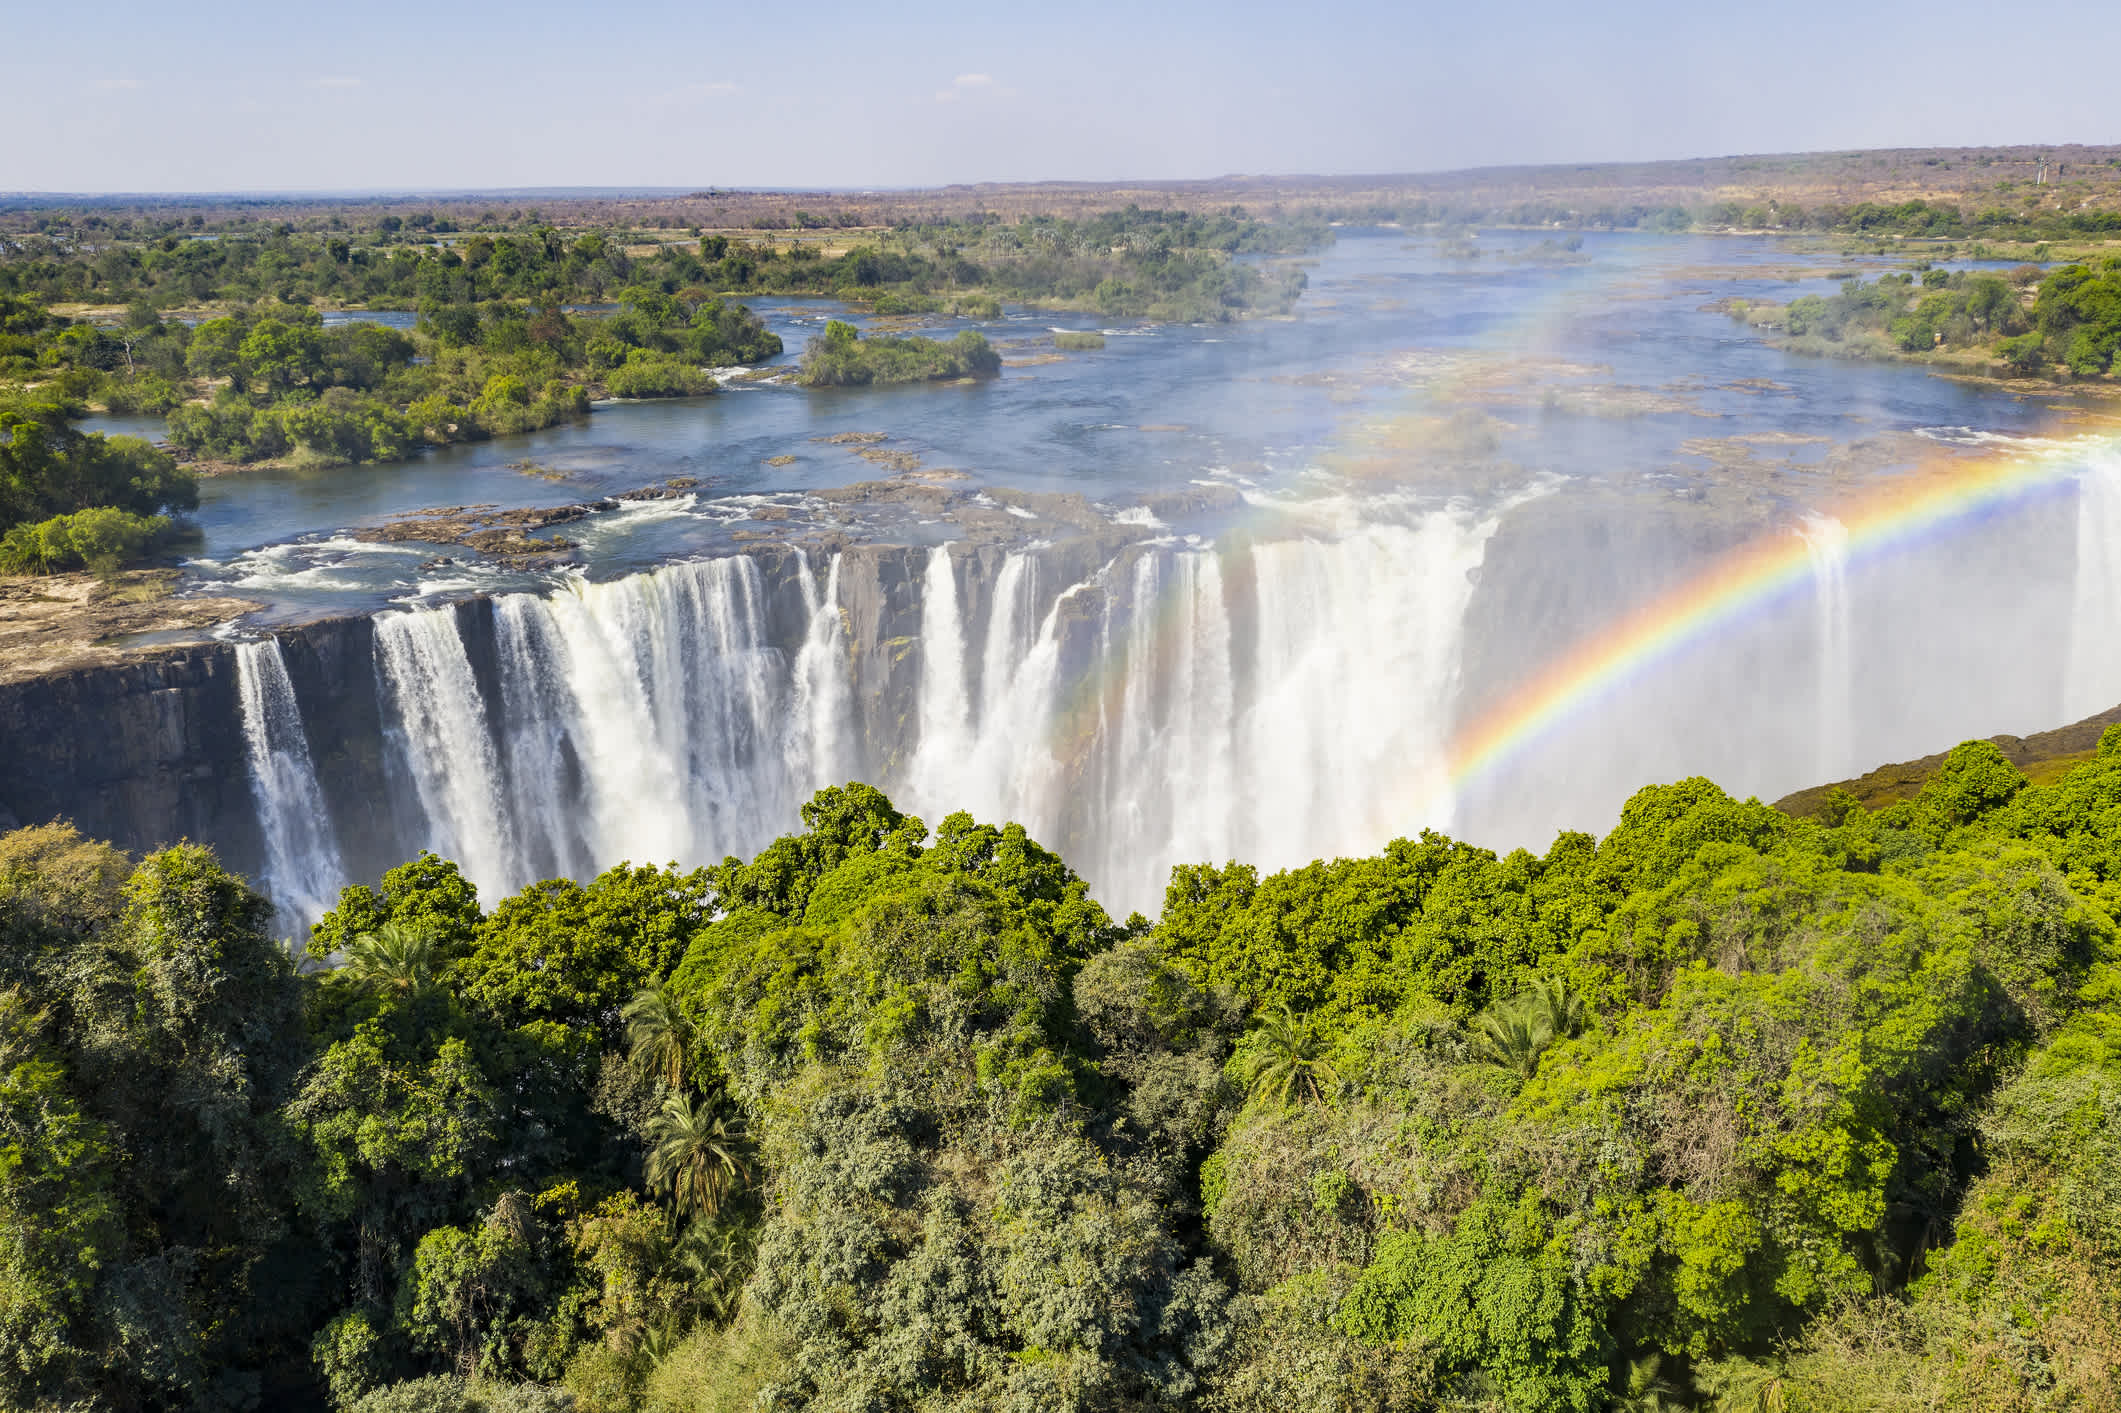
top-left (0, 506), bottom-right (172, 576)
top-left (603, 354), bottom-right (712, 399)
top-left (101, 374), bottom-right (185, 415)
top-left (1054, 330), bottom-right (1106, 350)
top-left (796, 327), bottom-right (1001, 387)
top-left (1999, 331), bottom-right (2048, 373)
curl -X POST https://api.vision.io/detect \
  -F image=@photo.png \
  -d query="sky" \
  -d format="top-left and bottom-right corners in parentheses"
top-left (5, 0), bottom-right (2120, 193)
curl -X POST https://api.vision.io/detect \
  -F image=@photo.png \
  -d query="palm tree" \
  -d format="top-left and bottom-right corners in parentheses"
top-left (1471, 1001), bottom-right (1552, 1081)
top-left (646, 1092), bottom-right (750, 1221)
top-left (1614, 1353), bottom-right (1684, 1412)
top-left (337, 920), bottom-right (441, 997)
top-left (676, 1219), bottom-right (751, 1324)
top-left (1471, 977), bottom-right (1589, 1082)
top-left (1700, 1359), bottom-right (1789, 1412)
top-left (1522, 975), bottom-right (1588, 1041)
top-left (623, 983), bottom-right (694, 1089)
top-left (1246, 1005), bottom-right (1340, 1105)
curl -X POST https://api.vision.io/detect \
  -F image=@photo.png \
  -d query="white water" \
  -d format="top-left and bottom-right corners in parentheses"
top-left (909, 547), bottom-right (974, 809)
top-left (353, 504), bottom-right (1506, 913)
top-left (790, 552), bottom-right (854, 791)
top-left (1800, 515), bottom-right (1854, 780)
top-left (379, 555), bottom-right (850, 899)
top-left (374, 609), bottom-right (521, 894)
top-left (2065, 448), bottom-right (2121, 722)
top-left (233, 639), bottom-right (345, 929)
top-left (895, 507), bottom-right (1498, 907)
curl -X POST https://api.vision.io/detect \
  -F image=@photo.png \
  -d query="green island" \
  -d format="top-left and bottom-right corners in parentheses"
top-left (796, 319), bottom-right (1000, 387)
top-left (1726, 258), bottom-right (2121, 377)
top-left (5, 734), bottom-right (2121, 1411)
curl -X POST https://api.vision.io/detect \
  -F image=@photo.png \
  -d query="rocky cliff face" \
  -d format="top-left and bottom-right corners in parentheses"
top-left (0, 644), bottom-right (261, 867)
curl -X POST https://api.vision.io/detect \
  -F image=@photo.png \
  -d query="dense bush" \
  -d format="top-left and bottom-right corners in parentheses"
top-left (5, 736), bottom-right (2121, 1408)
top-left (0, 504), bottom-right (175, 574)
top-left (603, 353), bottom-right (712, 399)
top-left (0, 394), bottom-right (195, 568)
top-left (797, 321), bottom-right (1001, 387)
top-left (1756, 258), bottom-right (2121, 374)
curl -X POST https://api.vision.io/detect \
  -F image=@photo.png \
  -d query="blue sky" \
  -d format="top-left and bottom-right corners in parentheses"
top-left (6, 0), bottom-right (2118, 192)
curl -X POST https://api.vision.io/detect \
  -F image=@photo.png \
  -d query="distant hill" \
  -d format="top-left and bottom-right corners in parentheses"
top-left (1777, 696), bottom-right (2121, 818)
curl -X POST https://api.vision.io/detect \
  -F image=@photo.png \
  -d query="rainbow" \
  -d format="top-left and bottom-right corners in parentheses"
top-left (1441, 433), bottom-right (2121, 799)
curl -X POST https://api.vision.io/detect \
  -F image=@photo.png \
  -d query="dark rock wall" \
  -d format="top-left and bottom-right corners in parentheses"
top-left (0, 646), bottom-right (261, 868)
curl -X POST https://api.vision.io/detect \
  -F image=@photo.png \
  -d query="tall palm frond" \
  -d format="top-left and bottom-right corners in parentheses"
top-left (1471, 1003), bottom-right (1551, 1081)
top-left (623, 983), bottom-right (694, 1089)
top-left (1471, 977), bottom-right (1590, 1083)
top-left (676, 1219), bottom-right (752, 1324)
top-left (646, 1092), bottom-right (750, 1221)
top-left (1246, 1005), bottom-right (1340, 1105)
top-left (1616, 1353), bottom-right (1684, 1412)
top-left (338, 920), bottom-right (441, 997)
top-left (1524, 975), bottom-right (1588, 1041)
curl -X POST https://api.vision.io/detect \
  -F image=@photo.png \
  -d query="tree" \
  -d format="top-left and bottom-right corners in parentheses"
top-left (1244, 1005), bottom-right (1339, 1104)
top-left (337, 920), bottom-right (443, 997)
top-left (1470, 977), bottom-right (1586, 1082)
top-left (623, 983), bottom-right (693, 1089)
top-left (644, 1093), bottom-right (749, 1222)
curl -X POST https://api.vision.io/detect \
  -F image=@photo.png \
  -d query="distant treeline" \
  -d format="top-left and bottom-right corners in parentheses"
top-left (0, 206), bottom-right (1323, 324)
top-left (1315, 195), bottom-right (2121, 242)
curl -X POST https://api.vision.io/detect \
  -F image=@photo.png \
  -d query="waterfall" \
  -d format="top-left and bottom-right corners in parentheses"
top-left (344, 511), bottom-right (1501, 914)
top-left (1800, 514), bottom-right (1854, 779)
top-left (2065, 447), bottom-right (2121, 721)
top-left (374, 609), bottom-right (521, 895)
top-left (1093, 550), bottom-right (1237, 888)
top-left (910, 547), bottom-right (974, 809)
top-left (234, 639), bottom-right (345, 931)
top-left (958, 569), bottom-right (1081, 835)
top-left (789, 552), bottom-right (853, 790)
top-left (1237, 512), bottom-right (1492, 875)
top-left (377, 556), bottom-right (829, 901)
top-left (980, 553), bottom-right (1038, 726)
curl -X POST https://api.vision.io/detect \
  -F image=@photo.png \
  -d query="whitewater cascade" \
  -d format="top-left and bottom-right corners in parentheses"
top-left (903, 511), bottom-right (1498, 905)
top-left (2065, 447), bottom-right (2121, 722)
top-left (1800, 515), bottom-right (1855, 781)
top-left (234, 639), bottom-right (346, 928)
top-left (348, 508), bottom-right (1505, 914)
top-left (381, 553), bottom-right (852, 898)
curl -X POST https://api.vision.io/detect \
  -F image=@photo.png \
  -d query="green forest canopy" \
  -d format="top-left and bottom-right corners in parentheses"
top-left (4, 731), bottom-right (2121, 1412)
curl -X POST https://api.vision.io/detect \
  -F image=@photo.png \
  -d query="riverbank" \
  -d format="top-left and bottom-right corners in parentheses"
top-left (0, 570), bottom-right (256, 685)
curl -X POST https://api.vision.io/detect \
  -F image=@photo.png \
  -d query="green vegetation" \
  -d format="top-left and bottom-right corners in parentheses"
top-left (795, 319), bottom-right (1000, 388)
top-left (0, 505), bottom-right (177, 575)
top-left (0, 203), bottom-right (1321, 478)
top-left (0, 385), bottom-right (196, 571)
top-left (1053, 329), bottom-right (1107, 350)
top-left (1734, 257), bottom-right (2121, 375)
top-left (7, 732), bottom-right (2121, 1409)
top-left (0, 206), bottom-right (1321, 325)
top-left (0, 282), bottom-right (780, 469)
top-left (1317, 193), bottom-right (2121, 244)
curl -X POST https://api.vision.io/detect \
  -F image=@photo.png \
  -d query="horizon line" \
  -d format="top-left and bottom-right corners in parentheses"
top-left (5, 141), bottom-right (2118, 205)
